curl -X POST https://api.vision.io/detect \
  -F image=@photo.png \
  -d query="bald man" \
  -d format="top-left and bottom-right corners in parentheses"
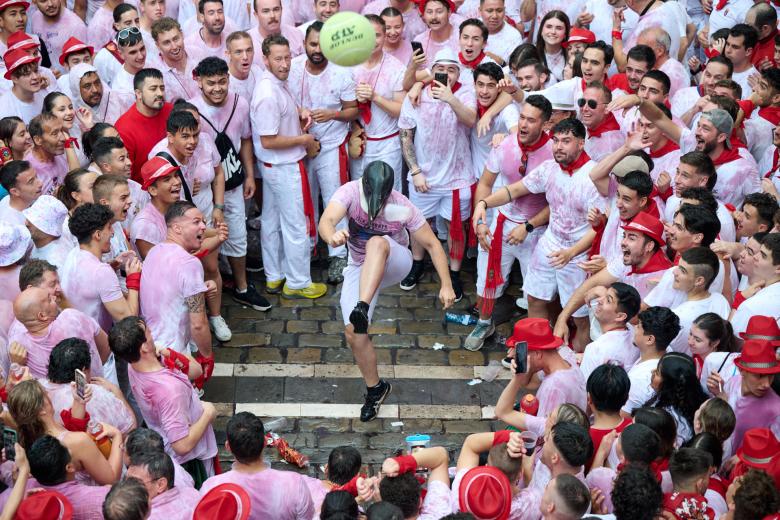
top-left (6, 287), bottom-right (110, 380)
top-left (636, 27), bottom-right (690, 98)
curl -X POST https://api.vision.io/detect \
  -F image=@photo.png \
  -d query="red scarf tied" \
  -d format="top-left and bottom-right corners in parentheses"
top-left (458, 51), bottom-right (485, 70)
top-left (588, 112), bottom-right (621, 138)
top-left (711, 146), bottom-right (741, 167)
top-left (561, 150), bottom-right (591, 175)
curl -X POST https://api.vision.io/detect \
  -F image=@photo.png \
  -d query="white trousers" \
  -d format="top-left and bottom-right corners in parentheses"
top-left (307, 144), bottom-right (347, 259)
top-left (221, 185), bottom-right (247, 258)
top-left (475, 218), bottom-right (544, 298)
top-left (259, 161), bottom-right (312, 289)
top-left (349, 135), bottom-right (403, 192)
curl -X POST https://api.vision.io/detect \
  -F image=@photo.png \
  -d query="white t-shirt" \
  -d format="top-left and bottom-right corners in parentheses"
top-left (31, 238), bottom-right (74, 271)
top-left (484, 23), bottom-right (524, 64)
top-left (580, 328), bottom-right (639, 382)
top-left (623, 357), bottom-right (660, 414)
top-left (110, 67), bottom-right (136, 96)
top-left (0, 89), bottom-right (48, 124)
top-left (731, 282), bottom-right (780, 336)
top-left (668, 293), bottom-right (731, 354)
top-left (60, 248), bottom-right (124, 334)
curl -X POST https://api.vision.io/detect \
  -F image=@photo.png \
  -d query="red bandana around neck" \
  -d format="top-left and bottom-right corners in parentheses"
top-left (759, 106), bottom-right (780, 126)
top-left (477, 102), bottom-right (490, 118)
top-left (715, 0), bottom-right (727, 10)
top-left (588, 112), bottom-right (621, 138)
top-left (649, 138), bottom-right (680, 158)
top-left (458, 51), bottom-right (485, 69)
top-left (711, 146), bottom-right (741, 167)
top-left (517, 131), bottom-right (550, 157)
top-left (630, 247), bottom-right (672, 275)
top-left (560, 151), bottom-right (591, 175)
top-left (766, 148), bottom-right (780, 178)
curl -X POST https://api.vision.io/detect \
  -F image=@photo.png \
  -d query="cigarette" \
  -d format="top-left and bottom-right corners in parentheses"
top-left (718, 381), bottom-right (722, 394)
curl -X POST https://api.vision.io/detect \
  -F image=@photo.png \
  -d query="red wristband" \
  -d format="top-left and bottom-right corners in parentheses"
top-left (492, 430), bottom-right (511, 446)
top-left (126, 272), bottom-right (141, 291)
top-left (64, 137), bottom-right (79, 149)
top-left (194, 248), bottom-right (210, 259)
top-left (60, 409), bottom-right (91, 431)
top-left (393, 455), bottom-right (418, 475)
top-left (0, 387), bottom-right (8, 403)
top-left (334, 474), bottom-right (361, 496)
top-left (611, 30), bottom-right (622, 41)
top-left (162, 349), bottom-right (191, 375)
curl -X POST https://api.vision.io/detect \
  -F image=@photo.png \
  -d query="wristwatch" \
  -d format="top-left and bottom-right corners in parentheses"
top-left (214, 204), bottom-right (225, 210)
top-left (525, 222), bottom-right (534, 233)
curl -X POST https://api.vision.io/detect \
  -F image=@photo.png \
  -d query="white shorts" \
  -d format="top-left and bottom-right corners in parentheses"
top-left (350, 135), bottom-right (403, 191)
top-left (340, 236), bottom-right (412, 325)
top-left (523, 233), bottom-right (589, 318)
top-left (221, 185), bottom-right (247, 258)
top-left (475, 217), bottom-right (544, 299)
top-left (409, 186), bottom-right (471, 221)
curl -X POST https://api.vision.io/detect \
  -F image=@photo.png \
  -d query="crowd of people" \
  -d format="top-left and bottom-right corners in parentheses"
top-left (0, 0), bottom-right (777, 516)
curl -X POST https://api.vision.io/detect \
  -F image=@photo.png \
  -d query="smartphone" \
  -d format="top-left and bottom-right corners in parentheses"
top-left (75, 369), bottom-right (87, 400)
top-left (433, 72), bottom-right (448, 86)
top-left (3, 428), bottom-right (16, 462)
top-left (515, 341), bottom-right (528, 374)
top-left (411, 41), bottom-right (423, 55)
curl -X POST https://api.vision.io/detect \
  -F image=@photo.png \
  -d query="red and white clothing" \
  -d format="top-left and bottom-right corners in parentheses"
top-left (663, 195), bottom-right (736, 243)
top-left (663, 492), bottom-right (715, 520)
top-left (147, 486), bottom-right (200, 520)
top-left (94, 46), bottom-right (124, 87)
top-left (585, 114), bottom-right (625, 162)
top-left (625, 2), bottom-right (686, 59)
top-left (30, 9), bottom-right (88, 74)
top-left (528, 364), bottom-right (588, 431)
top-left (252, 69), bottom-right (315, 290)
top-left (412, 26), bottom-right (460, 69)
top-left (644, 260), bottom-right (730, 309)
top-left (649, 140), bottom-right (682, 186)
top-left (708, 0), bottom-right (754, 36)
top-left (606, 249), bottom-right (674, 300)
top-left (362, 0), bottom-right (428, 40)
top-left (710, 147), bottom-right (760, 208)
top-left (744, 105), bottom-right (780, 164)
top-left (658, 58), bottom-right (691, 99)
top-left (584, 0), bottom-right (639, 65)
top-left (759, 144), bottom-right (780, 194)
top-left (532, 0), bottom-right (587, 41)
top-left (580, 328), bottom-right (638, 381)
top-left (87, 5), bottom-right (115, 49)
top-left (668, 293), bottom-right (730, 354)
top-left (671, 86), bottom-right (702, 123)
top-left (732, 65), bottom-right (758, 98)
top-left (350, 52), bottom-right (406, 189)
top-left (41, 379), bottom-right (135, 435)
top-left (470, 103), bottom-right (519, 180)
top-left (247, 25), bottom-right (304, 68)
top-left (730, 281), bottom-right (780, 336)
top-left (60, 248), bottom-right (124, 333)
top-left (140, 242), bottom-right (208, 354)
top-left (521, 153), bottom-right (608, 316)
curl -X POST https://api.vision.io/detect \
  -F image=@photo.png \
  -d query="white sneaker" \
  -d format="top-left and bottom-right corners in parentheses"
top-left (515, 295), bottom-right (528, 309)
top-left (209, 315), bottom-right (232, 342)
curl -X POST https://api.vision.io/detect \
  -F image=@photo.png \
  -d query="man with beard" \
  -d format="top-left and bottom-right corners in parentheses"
top-left (580, 82), bottom-right (625, 162)
top-left (473, 118), bottom-right (607, 352)
top-left (636, 27), bottom-right (690, 98)
top-left (252, 34), bottom-right (326, 300)
top-left (30, 0), bottom-right (86, 74)
top-left (0, 49), bottom-right (48, 123)
top-left (413, 0), bottom-right (460, 69)
top-left (362, 0), bottom-right (427, 41)
top-left (512, 59), bottom-right (548, 92)
top-left (24, 113), bottom-right (68, 197)
top-left (479, 0), bottom-right (521, 65)
top-left (466, 95), bottom-right (551, 351)
top-left (248, 0), bottom-right (303, 68)
top-left (318, 161), bottom-right (455, 421)
top-left (184, 0), bottom-right (229, 65)
top-left (612, 94), bottom-right (761, 208)
top-left (607, 44), bottom-right (654, 95)
top-left (192, 57), bottom-right (270, 311)
top-left (110, 27), bottom-right (149, 96)
top-left (55, 37), bottom-right (93, 98)
top-left (115, 68), bottom-right (174, 183)
top-left (671, 55), bottom-right (732, 124)
top-left (152, 18), bottom-right (198, 101)
top-left (69, 64), bottom-right (134, 126)
top-left (288, 22), bottom-right (358, 285)
top-left (224, 31), bottom-right (261, 102)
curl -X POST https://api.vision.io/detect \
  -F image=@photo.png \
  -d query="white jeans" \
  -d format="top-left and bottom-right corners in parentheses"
top-left (307, 144), bottom-right (347, 259)
top-left (221, 185), bottom-right (247, 258)
top-left (260, 161), bottom-right (312, 289)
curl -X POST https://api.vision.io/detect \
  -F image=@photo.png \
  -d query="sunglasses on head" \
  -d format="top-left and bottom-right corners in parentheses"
top-left (577, 98), bottom-right (600, 109)
top-left (117, 27), bottom-right (141, 42)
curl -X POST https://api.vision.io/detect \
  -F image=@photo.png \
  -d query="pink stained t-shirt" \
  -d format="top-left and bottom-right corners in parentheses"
top-left (41, 379), bottom-right (135, 434)
top-left (199, 468), bottom-right (315, 520)
top-left (148, 485), bottom-right (200, 520)
top-left (31, 9), bottom-right (88, 74)
top-left (352, 52), bottom-right (406, 139)
top-left (6, 308), bottom-right (104, 379)
top-left (129, 365), bottom-right (217, 464)
top-left (191, 93), bottom-right (251, 154)
top-left (330, 180), bottom-right (426, 265)
top-left (39, 480), bottom-right (110, 520)
top-left (362, 0), bottom-right (428, 40)
top-left (0, 265), bottom-right (23, 306)
top-left (60, 248), bottom-right (124, 333)
top-left (139, 242), bottom-right (207, 354)
top-left (247, 25), bottom-right (304, 69)
top-left (251, 70), bottom-right (307, 165)
top-left (86, 5), bottom-right (114, 48)
top-left (159, 54), bottom-right (200, 102)
top-left (413, 26), bottom-right (461, 69)
top-left (130, 203), bottom-right (167, 248)
top-left (537, 364), bottom-right (588, 419)
top-left (24, 150), bottom-right (69, 197)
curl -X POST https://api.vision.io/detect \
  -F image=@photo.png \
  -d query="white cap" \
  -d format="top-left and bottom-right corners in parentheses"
top-left (432, 48), bottom-right (459, 68)
top-left (22, 195), bottom-right (67, 237)
top-left (543, 89), bottom-right (575, 111)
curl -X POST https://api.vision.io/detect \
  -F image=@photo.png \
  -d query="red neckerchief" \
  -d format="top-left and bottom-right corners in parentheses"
top-left (630, 247), bottom-right (672, 275)
top-left (103, 41), bottom-right (124, 64)
top-left (458, 51), bottom-right (485, 70)
top-left (477, 102), bottom-right (489, 118)
top-left (738, 99), bottom-right (755, 119)
top-left (581, 78), bottom-right (587, 92)
top-left (766, 148), bottom-right (779, 179)
top-left (708, 476), bottom-right (728, 499)
top-left (644, 197), bottom-right (661, 218)
top-left (730, 134), bottom-right (747, 149)
top-left (609, 73), bottom-right (636, 94)
top-left (649, 139), bottom-right (680, 158)
top-left (517, 131), bottom-right (550, 159)
top-left (448, 81), bottom-right (462, 93)
top-left (673, 252), bottom-right (681, 266)
top-left (711, 146), bottom-right (741, 167)
top-left (588, 112), bottom-right (621, 138)
top-left (560, 151), bottom-right (590, 175)
top-left (759, 106), bottom-right (780, 125)
top-left (358, 101), bottom-right (372, 124)
top-left (715, 0), bottom-right (727, 10)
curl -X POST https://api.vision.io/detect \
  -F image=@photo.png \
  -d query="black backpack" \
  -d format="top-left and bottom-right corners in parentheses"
top-left (198, 94), bottom-right (246, 191)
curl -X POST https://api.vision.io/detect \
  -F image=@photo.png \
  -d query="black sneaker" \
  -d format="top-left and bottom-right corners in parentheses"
top-left (349, 301), bottom-right (370, 334)
top-left (246, 257), bottom-right (264, 273)
top-left (360, 380), bottom-right (392, 422)
top-left (399, 261), bottom-right (424, 291)
top-left (233, 284), bottom-right (272, 311)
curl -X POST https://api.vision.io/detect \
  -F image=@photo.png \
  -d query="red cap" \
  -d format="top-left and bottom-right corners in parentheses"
top-left (734, 340), bottom-right (780, 375)
top-left (417, 0), bottom-right (456, 15)
top-left (736, 428), bottom-right (780, 470)
top-left (59, 37), bottom-right (94, 66)
top-left (506, 317), bottom-right (564, 350)
top-left (16, 490), bottom-right (73, 520)
top-left (621, 211), bottom-right (666, 246)
top-left (194, 483), bottom-right (251, 520)
top-left (3, 48), bottom-right (39, 80)
top-left (563, 27), bottom-right (596, 48)
top-left (459, 466), bottom-right (512, 520)
top-left (739, 316), bottom-right (780, 346)
top-left (0, 0), bottom-right (29, 12)
top-left (140, 156), bottom-right (179, 191)
top-left (6, 31), bottom-right (37, 52)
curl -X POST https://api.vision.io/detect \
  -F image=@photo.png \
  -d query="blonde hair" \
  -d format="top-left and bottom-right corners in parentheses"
top-left (8, 379), bottom-right (47, 449)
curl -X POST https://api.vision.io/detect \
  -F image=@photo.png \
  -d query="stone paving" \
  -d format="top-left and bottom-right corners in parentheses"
top-left (204, 250), bottom-right (528, 475)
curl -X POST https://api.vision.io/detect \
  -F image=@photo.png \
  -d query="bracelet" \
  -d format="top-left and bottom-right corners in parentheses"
top-left (477, 199), bottom-right (488, 209)
top-left (214, 204), bottom-right (225, 210)
top-left (126, 272), bottom-right (141, 291)
top-left (504, 185), bottom-right (512, 203)
top-left (611, 30), bottom-right (622, 41)
top-left (410, 168), bottom-right (421, 177)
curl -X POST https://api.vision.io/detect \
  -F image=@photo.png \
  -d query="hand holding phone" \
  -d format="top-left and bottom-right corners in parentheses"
top-left (75, 369), bottom-right (87, 400)
top-left (411, 41), bottom-right (423, 55)
top-left (3, 428), bottom-right (16, 462)
top-left (515, 341), bottom-right (528, 374)
top-left (433, 72), bottom-right (448, 87)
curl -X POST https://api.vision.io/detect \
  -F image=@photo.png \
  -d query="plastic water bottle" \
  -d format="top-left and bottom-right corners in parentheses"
top-left (9, 363), bottom-right (23, 380)
top-left (444, 313), bottom-right (478, 326)
top-left (263, 417), bottom-right (288, 432)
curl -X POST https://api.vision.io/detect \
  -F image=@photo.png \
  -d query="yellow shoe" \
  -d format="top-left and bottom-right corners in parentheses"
top-left (282, 282), bottom-right (327, 299)
top-left (266, 279), bottom-right (285, 294)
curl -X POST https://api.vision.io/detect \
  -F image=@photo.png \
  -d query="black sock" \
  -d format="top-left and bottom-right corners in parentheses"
top-left (356, 300), bottom-right (369, 312)
top-left (368, 380), bottom-right (385, 393)
top-left (449, 269), bottom-right (461, 281)
top-left (412, 259), bottom-right (424, 269)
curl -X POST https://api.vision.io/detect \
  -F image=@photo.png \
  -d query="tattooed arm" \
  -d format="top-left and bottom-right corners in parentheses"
top-left (400, 128), bottom-right (419, 173)
top-left (185, 293), bottom-right (212, 357)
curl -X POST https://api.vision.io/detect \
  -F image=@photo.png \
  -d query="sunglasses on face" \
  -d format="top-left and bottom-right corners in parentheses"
top-left (577, 98), bottom-right (602, 109)
top-left (117, 27), bottom-right (141, 42)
